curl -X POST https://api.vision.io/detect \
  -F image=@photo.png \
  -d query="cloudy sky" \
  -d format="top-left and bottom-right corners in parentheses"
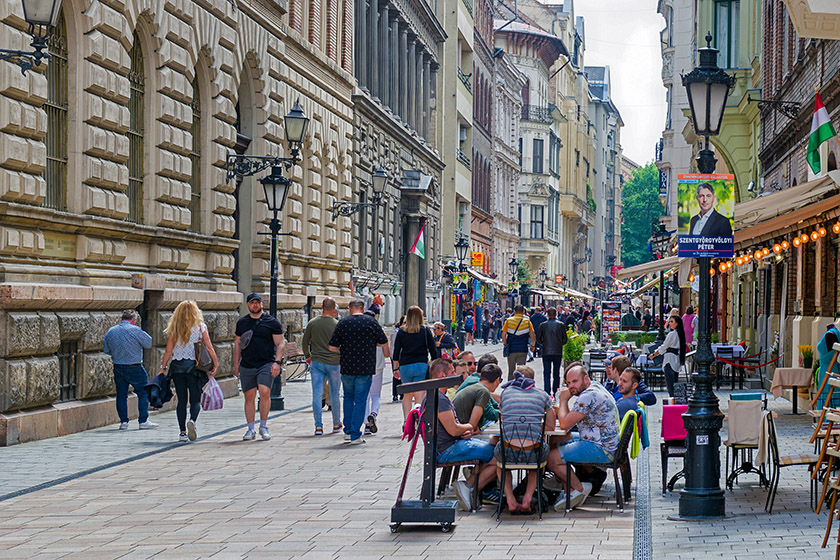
top-left (575, 0), bottom-right (666, 165)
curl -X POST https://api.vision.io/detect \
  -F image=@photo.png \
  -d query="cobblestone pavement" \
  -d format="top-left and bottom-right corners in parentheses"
top-left (0, 342), bottom-right (634, 559)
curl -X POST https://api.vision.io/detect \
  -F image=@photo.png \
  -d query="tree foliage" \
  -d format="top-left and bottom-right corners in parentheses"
top-left (621, 163), bottom-right (665, 268)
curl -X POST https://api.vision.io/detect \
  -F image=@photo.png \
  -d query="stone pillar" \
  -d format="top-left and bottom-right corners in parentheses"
top-left (430, 63), bottom-right (438, 147)
top-left (415, 48), bottom-right (424, 134)
top-left (422, 55), bottom-right (431, 139)
top-left (369, 0), bottom-right (378, 99)
top-left (359, 0), bottom-right (368, 89)
top-left (403, 215), bottom-right (426, 311)
top-left (379, 3), bottom-right (388, 106)
top-left (390, 14), bottom-right (399, 112)
top-left (399, 26), bottom-right (408, 121)
top-left (407, 38), bottom-right (416, 130)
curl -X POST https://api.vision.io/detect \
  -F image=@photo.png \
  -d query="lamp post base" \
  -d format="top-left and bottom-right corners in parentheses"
top-left (269, 374), bottom-right (285, 411)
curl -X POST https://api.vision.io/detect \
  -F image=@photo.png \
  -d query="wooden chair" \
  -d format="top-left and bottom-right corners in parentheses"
top-left (765, 412), bottom-right (818, 513)
top-left (565, 413), bottom-right (635, 513)
top-left (661, 404), bottom-right (688, 494)
top-left (436, 460), bottom-right (481, 512)
top-left (497, 415), bottom-right (548, 519)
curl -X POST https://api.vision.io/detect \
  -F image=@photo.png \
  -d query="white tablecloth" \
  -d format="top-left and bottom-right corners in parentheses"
top-left (711, 344), bottom-right (745, 358)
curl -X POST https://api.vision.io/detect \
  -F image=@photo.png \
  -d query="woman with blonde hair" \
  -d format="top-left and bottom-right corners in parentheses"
top-left (159, 300), bottom-right (218, 442)
top-left (392, 306), bottom-right (438, 418)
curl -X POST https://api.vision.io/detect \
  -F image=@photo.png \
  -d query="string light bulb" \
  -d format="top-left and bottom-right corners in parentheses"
top-left (773, 243), bottom-right (782, 254)
top-left (726, 261), bottom-right (733, 270)
top-left (718, 262), bottom-right (727, 273)
top-left (833, 223), bottom-right (840, 234)
top-left (811, 231), bottom-right (820, 241)
top-left (801, 233), bottom-right (810, 243)
top-left (689, 274), bottom-right (695, 283)
top-left (744, 253), bottom-right (752, 263)
top-left (736, 256), bottom-right (744, 266)
top-left (762, 247), bottom-right (770, 256)
top-left (754, 250), bottom-right (763, 260)
top-left (710, 267), bottom-right (716, 277)
top-left (793, 237), bottom-right (801, 247)
top-left (820, 227), bottom-right (827, 237)
top-left (781, 240), bottom-right (790, 250)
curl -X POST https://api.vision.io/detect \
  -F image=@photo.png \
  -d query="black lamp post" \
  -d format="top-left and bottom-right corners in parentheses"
top-left (0, 0), bottom-right (62, 75)
top-left (539, 267), bottom-right (547, 289)
top-left (508, 257), bottom-right (518, 305)
top-left (679, 32), bottom-right (734, 520)
top-left (226, 100), bottom-right (310, 411)
top-left (454, 236), bottom-right (470, 350)
top-left (331, 166), bottom-right (387, 219)
top-left (651, 222), bottom-right (671, 342)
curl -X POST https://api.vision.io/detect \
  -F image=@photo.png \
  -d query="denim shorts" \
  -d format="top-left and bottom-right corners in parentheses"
top-left (437, 438), bottom-right (495, 464)
top-left (400, 362), bottom-right (428, 384)
top-left (557, 433), bottom-right (615, 464)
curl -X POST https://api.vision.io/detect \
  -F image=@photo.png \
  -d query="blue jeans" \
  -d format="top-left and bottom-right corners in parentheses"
top-left (342, 375), bottom-right (373, 440)
top-left (557, 433), bottom-right (615, 464)
top-left (114, 364), bottom-right (149, 424)
top-left (311, 361), bottom-right (341, 428)
top-left (438, 438), bottom-right (495, 464)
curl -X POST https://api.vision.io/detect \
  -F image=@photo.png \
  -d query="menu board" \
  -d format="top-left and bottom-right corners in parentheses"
top-left (600, 301), bottom-right (622, 344)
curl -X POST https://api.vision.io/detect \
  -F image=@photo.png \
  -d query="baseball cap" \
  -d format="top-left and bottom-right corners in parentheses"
top-left (246, 292), bottom-right (262, 303)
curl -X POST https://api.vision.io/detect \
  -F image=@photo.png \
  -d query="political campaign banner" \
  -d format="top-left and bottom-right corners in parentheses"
top-left (677, 173), bottom-right (735, 258)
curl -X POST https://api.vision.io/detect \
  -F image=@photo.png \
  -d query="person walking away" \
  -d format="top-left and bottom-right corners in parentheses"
top-left (482, 310), bottom-right (492, 344)
top-left (682, 306), bottom-right (698, 348)
top-left (501, 304), bottom-right (535, 379)
top-left (104, 310), bottom-right (158, 430)
top-left (391, 315), bottom-right (405, 402)
top-left (464, 311), bottom-right (474, 345)
top-left (302, 297), bottom-right (341, 436)
top-left (529, 307), bottom-right (548, 358)
top-left (329, 299), bottom-right (390, 444)
top-left (537, 307), bottom-right (567, 394)
top-left (648, 315), bottom-right (686, 397)
top-left (392, 306), bottom-right (438, 419)
top-left (234, 292), bottom-right (285, 441)
top-left (364, 304), bottom-right (385, 435)
top-left (158, 301), bottom-right (218, 442)
top-left (578, 310), bottom-right (593, 335)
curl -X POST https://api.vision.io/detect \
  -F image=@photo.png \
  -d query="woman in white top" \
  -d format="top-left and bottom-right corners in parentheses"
top-left (648, 314), bottom-right (686, 397)
top-left (159, 301), bottom-right (218, 442)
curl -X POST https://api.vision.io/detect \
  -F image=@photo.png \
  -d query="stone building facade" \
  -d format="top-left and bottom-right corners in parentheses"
top-left (350, 0), bottom-right (445, 323)
top-left (0, 0), bottom-right (356, 444)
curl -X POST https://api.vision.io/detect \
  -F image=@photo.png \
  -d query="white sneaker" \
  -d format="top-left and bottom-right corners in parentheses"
top-left (243, 429), bottom-right (256, 440)
top-left (568, 482), bottom-right (593, 510)
top-left (186, 420), bottom-right (197, 441)
top-left (118, 422), bottom-right (129, 430)
top-left (138, 421), bottom-right (159, 430)
top-left (454, 480), bottom-right (474, 512)
top-left (344, 433), bottom-right (351, 443)
top-left (259, 427), bottom-right (271, 440)
top-left (179, 432), bottom-right (189, 443)
top-left (349, 437), bottom-right (366, 445)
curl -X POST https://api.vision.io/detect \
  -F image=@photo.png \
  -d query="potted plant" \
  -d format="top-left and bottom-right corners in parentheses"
top-left (799, 345), bottom-right (814, 369)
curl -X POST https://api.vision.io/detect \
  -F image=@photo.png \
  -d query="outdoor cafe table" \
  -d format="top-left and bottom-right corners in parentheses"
top-left (770, 367), bottom-right (814, 414)
top-left (480, 423), bottom-right (568, 438)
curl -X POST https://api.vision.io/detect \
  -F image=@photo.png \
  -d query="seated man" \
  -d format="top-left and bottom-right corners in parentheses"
top-left (453, 364), bottom-right (502, 432)
top-left (604, 355), bottom-right (656, 406)
top-left (496, 371), bottom-right (555, 513)
top-left (616, 367), bottom-right (642, 420)
top-left (459, 351), bottom-right (477, 375)
top-left (547, 364), bottom-right (620, 511)
top-left (446, 359), bottom-right (470, 399)
top-left (427, 357), bottom-right (497, 512)
top-left (456, 354), bottom-right (501, 424)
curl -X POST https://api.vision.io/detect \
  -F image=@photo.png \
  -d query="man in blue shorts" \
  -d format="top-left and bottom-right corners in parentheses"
top-left (428, 357), bottom-right (497, 512)
top-left (547, 364), bottom-right (619, 510)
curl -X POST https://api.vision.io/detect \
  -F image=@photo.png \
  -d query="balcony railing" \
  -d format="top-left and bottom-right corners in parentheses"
top-left (521, 104), bottom-right (553, 123)
top-left (456, 148), bottom-right (471, 170)
top-left (461, 0), bottom-right (473, 17)
top-left (457, 67), bottom-right (472, 94)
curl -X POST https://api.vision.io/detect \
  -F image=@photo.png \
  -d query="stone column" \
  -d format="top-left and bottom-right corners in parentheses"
top-left (390, 14), bottom-right (399, 112)
top-left (399, 26), bottom-right (408, 121)
top-left (358, 0), bottom-right (367, 88)
top-left (407, 38), bottom-right (416, 130)
top-left (379, 3), bottom-right (388, 106)
top-left (403, 215), bottom-right (426, 311)
top-left (369, 0), bottom-right (379, 99)
top-left (415, 48), bottom-right (423, 134)
top-left (429, 63), bottom-right (438, 147)
top-left (422, 55), bottom-right (430, 139)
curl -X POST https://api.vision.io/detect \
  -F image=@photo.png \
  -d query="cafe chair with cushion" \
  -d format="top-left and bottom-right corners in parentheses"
top-left (765, 412), bottom-right (818, 513)
top-left (724, 398), bottom-right (768, 491)
top-left (496, 415), bottom-right (549, 520)
top-left (566, 411), bottom-right (635, 513)
top-left (661, 404), bottom-right (688, 494)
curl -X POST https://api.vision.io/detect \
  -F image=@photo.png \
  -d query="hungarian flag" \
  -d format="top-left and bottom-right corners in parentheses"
top-left (409, 222), bottom-right (426, 259)
top-left (807, 92), bottom-right (837, 174)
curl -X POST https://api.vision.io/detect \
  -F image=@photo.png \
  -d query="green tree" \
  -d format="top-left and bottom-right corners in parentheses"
top-left (621, 162), bottom-right (665, 268)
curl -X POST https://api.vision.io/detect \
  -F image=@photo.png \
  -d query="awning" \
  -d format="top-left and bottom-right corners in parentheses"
top-left (614, 256), bottom-right (684, 280)
top-left (467, 268), bottom-right (502, 286)
top-left (633, 267), bottom-right (678, 296)
top-left (734, 173), bottom-right (840, 248)
top-left (529, 288), bottom-right (560, 298)
top-left (549, 286), bottom-right (595, 300)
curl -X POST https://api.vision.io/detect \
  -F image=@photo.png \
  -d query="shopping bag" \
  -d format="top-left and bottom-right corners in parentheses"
top-left (201, 377), bottom-right (224, 411)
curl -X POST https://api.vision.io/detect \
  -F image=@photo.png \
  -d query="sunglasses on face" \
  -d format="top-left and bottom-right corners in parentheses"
top-left (465, 361), bottom-right (476, 365)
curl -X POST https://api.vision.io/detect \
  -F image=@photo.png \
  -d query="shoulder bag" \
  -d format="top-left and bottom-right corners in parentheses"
top-left (503, 318), bottom-right (524, 357)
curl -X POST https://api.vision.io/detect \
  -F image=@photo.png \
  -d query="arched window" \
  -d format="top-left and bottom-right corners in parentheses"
top-left (127, 32), bottom-right (145, 223)
top-left (44, 12), bottom-right (67, 210)
top-left (189, 76), bottom-right (201, 232)
top-left (829, 152), bottom-right (838, 172)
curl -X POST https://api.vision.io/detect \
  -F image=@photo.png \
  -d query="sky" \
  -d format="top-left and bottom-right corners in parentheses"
top-left (574, 0), bottom-right (666, 165)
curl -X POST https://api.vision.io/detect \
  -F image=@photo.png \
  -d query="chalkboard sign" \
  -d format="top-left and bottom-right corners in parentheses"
top-left (673, 382), bottom-right (695, 404)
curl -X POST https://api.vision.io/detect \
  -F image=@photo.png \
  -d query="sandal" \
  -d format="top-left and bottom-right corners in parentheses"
top-left (314, 426), bottom-right (323, 436)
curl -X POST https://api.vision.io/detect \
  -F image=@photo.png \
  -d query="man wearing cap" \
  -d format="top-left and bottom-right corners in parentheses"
top-left (234, 292), bottom-right (286, 441)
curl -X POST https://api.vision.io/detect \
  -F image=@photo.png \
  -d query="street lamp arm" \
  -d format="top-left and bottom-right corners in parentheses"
top-left (225, 152), bottom-right (301, 182)
top-left (330, 196), bottom-right (384, 220)
top-left (0, 27), bottom-right (50, 75)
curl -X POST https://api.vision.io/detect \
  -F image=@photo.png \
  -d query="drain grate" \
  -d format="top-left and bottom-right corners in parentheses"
top-left (634, 447), bottom-right (653, 559)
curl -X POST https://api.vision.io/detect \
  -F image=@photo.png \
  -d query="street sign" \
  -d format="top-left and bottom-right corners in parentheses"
top-left (555, 274), bottom-right (564, 284)
top-left (471, 252), bottom-right (484, 267)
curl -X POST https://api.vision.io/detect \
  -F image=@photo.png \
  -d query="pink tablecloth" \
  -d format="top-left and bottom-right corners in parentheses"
top-left (770, 367), bottom-right (813, 398)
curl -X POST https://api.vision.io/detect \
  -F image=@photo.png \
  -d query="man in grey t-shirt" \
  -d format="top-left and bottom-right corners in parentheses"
top-left (302, 297), bottom-right (340, 435)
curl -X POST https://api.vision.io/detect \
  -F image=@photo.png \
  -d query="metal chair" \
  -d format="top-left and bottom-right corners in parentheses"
top-left (661, 404), bottom-right (688, 494)
top-left (496, 415), bottom-right (548, 519)
top-left (765, 412), bottom-right (818, 513)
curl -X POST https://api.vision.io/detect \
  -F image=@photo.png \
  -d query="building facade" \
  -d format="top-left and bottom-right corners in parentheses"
top-left (0, 0), bottom-right (357, 444)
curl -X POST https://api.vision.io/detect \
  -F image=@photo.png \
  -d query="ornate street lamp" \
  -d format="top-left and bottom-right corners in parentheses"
top-left (226, 100), bottom-right (311, 411)
top-left (539, 267), bottom-right (548, 289)
top-left (679, 32), bottom-right (734, 520)
top-left (453, 236), bottom-right (470, 350)
top-left (331, 166), bottom-right (387, 219)
top-left (0, 0), bottom-right (63, 74)
top-left (508, 257), bottom-right (518, 305)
